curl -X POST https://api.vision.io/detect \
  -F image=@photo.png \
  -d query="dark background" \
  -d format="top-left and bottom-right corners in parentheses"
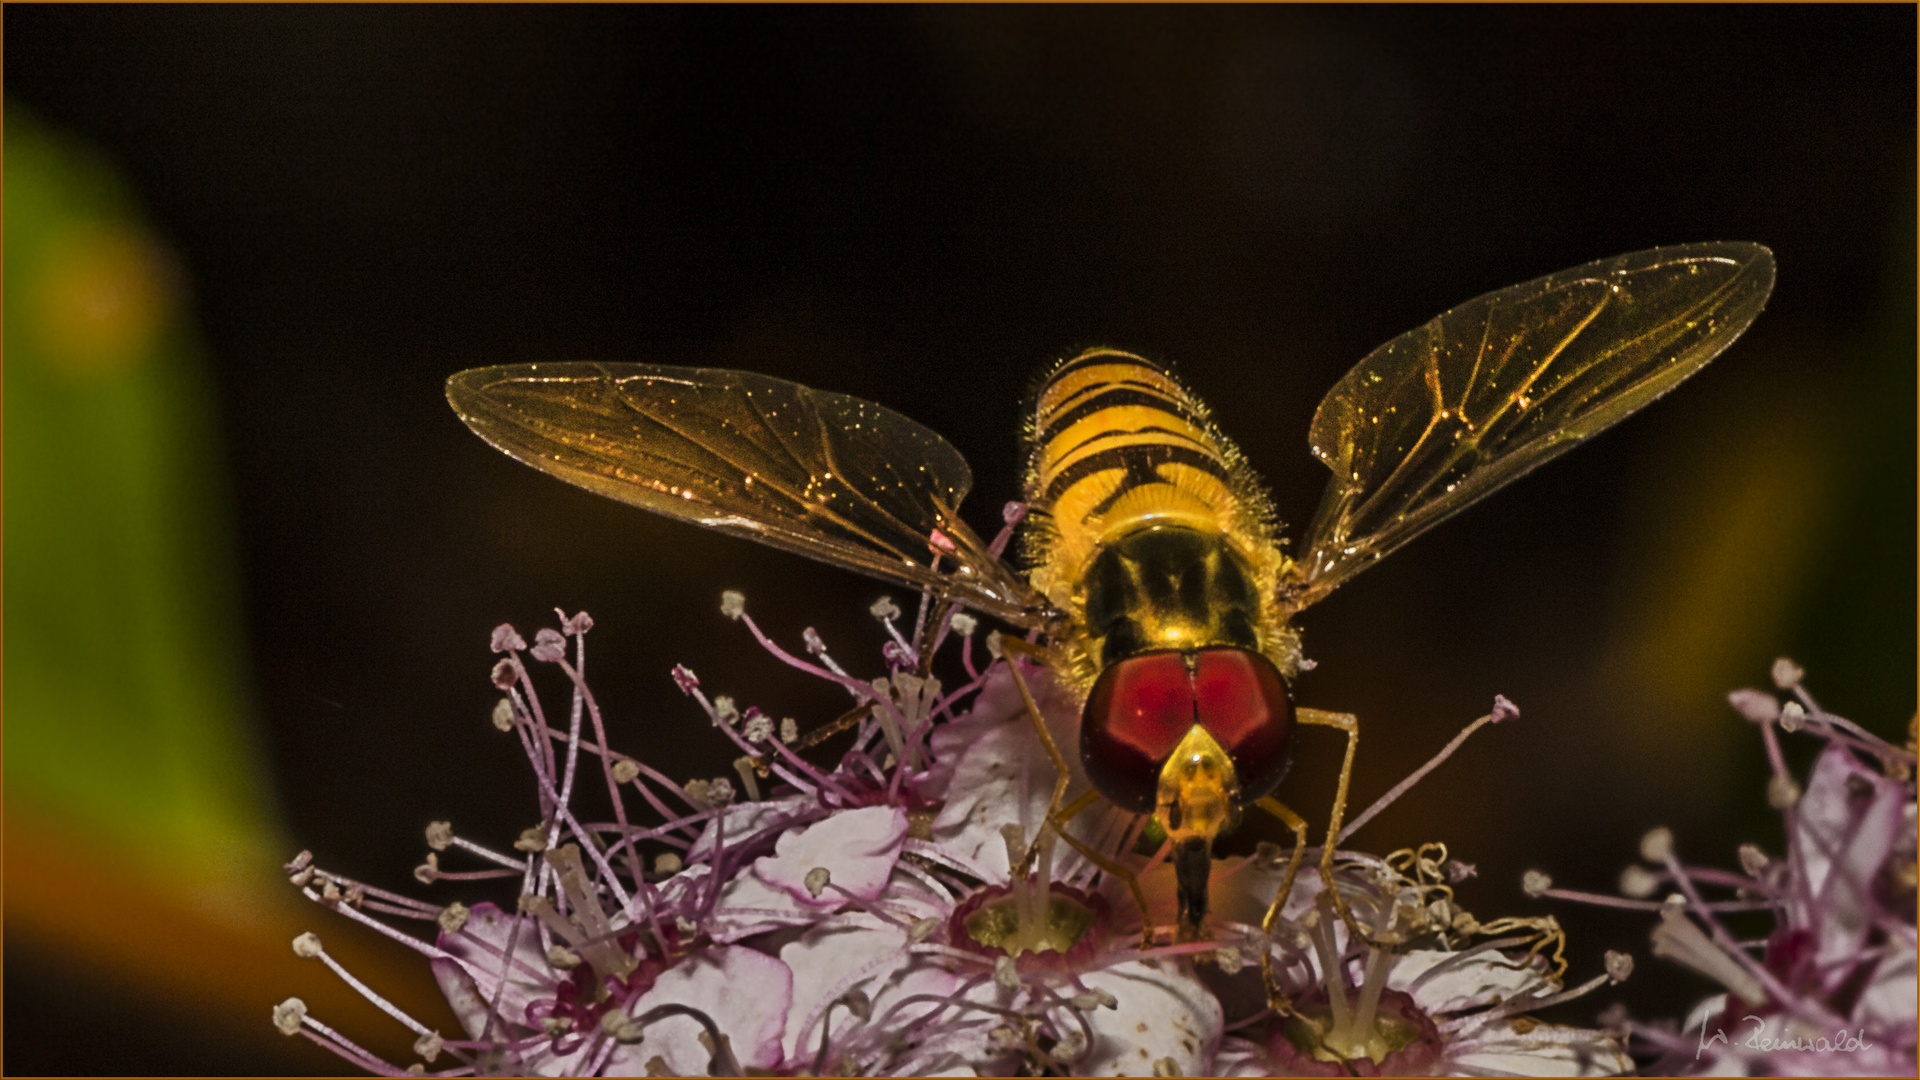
top-left (7, 6), bottom-right (1914, 1074)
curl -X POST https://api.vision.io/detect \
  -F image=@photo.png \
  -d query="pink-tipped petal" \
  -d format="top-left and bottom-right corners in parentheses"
top-left (777, 921), bottom-right (963, 1065)
top-left (1076, 959), bottom-right (1222, 1076)
top-left (1444, 1021), bottom-right (1633, 1076)
top-left (1211, 1035), bottom-right (1273, 1076)
top-left (685, 796), bottom-right (812, 862)
top-left (754, 805), bottom-right (908, 908)
top-left (617, 946), bottom-right (792, 1074)
top-left (433, 902), bottom-right (562, 1035)
top-left (1793, 744), bottom-right (1907, 963)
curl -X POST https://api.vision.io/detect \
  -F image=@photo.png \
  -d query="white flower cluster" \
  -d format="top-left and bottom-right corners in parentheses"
top-left (274, 599), bottom-right (1631, 1076)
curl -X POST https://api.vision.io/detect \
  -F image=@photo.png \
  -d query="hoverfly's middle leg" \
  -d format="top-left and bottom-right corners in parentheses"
top-left (997, 637), bottom-right (1159, 949)
top-left (997, 635), bottom-right (1073, 833)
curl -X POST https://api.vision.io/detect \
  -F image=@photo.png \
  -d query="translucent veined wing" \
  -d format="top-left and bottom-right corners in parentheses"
top-left (1287, 241), bottom-right (1775, 611)
top-left (447, 363), bottom-right (1046, 625)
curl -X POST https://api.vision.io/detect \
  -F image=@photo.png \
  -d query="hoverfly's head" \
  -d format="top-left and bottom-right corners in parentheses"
top-left (1076, 647), bottom-right (1296, 935)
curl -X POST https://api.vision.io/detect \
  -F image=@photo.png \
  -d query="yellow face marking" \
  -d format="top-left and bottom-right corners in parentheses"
top-left (1156, 724), bottom-right (1240, 848)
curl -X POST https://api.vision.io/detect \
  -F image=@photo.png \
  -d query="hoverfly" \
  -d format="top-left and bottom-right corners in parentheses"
top-left (447, 242), bottom-right (1774, 957)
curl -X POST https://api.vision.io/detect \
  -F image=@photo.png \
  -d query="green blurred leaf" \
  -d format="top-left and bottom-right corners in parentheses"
top-left (5, 100), bottom-right (281, 877)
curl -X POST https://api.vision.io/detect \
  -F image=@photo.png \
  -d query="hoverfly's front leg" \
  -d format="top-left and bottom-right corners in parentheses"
top-left (1295, 707), bottom-right (1368, 945)
top-left (1251, 708), bottom-right (1368, 1014)
top-left (1252, 795), bottom-right (1312, 1012)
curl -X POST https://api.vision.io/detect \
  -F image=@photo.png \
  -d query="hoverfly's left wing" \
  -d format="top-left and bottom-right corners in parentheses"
top-left (448, 363), bottom-right (1044, 626)
top-left (1287, 242), bottom-right (1774, 612)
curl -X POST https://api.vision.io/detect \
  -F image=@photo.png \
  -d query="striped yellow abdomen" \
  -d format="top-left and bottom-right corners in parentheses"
top-left (1027, 349), bottom-right (1240, 578)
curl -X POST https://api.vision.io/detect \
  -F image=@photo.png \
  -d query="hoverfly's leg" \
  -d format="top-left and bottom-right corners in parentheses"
top-left (996, 637), bottom-right (1073, 853)
top-left (1052, 788), bottom-right (1102, 824)
top-left (1043, 791), bottom-right (1157, 949)
top-left (990, 636), bottom-right (1158, 941)
top-left (1252, 796), bottom-right (1311, 1012)
top-left (1296, 707), bottom-right (1369, 946)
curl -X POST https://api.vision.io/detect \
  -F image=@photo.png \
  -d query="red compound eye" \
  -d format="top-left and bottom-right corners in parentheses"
top-left (1081, 652), bottom-right (1194, 814)
top-left (1192, 649), bottom-right (1294, 803)
top-left (1080, 649), bottom-right (1295, 814)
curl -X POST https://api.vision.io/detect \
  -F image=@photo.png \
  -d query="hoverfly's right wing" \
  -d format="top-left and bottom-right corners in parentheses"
top-left (1287, 242), bottom-right (1775, 611)
top-left (448, 363), bottom-right (1045, 626)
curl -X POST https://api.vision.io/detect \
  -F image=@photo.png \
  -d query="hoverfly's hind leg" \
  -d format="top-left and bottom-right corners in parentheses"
top-left (999, 637), bottom-right (1159, 949)
top-left (1293, 708), bottom-right (1369, 946)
